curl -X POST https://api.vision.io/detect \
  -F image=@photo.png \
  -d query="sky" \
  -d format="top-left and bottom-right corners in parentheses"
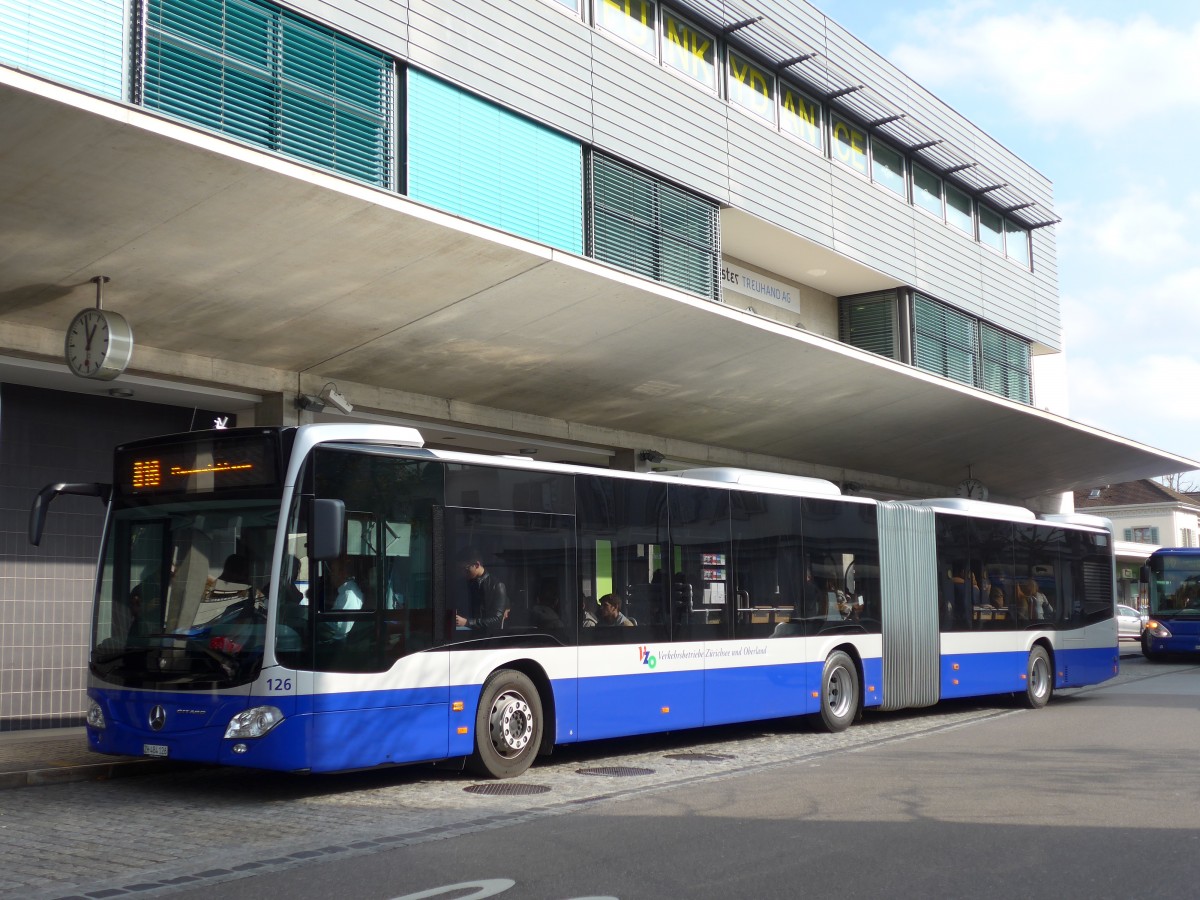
top-left (814, 0), bottom-right (1200, 481)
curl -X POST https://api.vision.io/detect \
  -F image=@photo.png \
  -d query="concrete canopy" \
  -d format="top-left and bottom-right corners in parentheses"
top-left (1, 71), bottom-right (1196, 500)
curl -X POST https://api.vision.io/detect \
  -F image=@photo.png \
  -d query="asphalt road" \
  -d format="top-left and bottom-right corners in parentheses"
top-left (4, 651), bottom-right (1197, 900)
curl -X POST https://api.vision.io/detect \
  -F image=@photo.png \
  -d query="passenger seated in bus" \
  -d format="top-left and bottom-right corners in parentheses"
top-left (1023, 578), bottom-right (1053, 620)
top-left (950, 565), bottom-right (979, 628)
top-left (581, 596), bottom-right (598, 627)
top-left (597, 593), bottom-right (635, 626)
top-left (456, 549), bottom-right (509, 635)
top-left (530, 580), bottom-right (566, 640)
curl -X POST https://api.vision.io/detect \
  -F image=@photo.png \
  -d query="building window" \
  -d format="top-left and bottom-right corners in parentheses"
top-left (1124, 527), bottom-right (1160, 544)
top-left (980, 323), bottom-right (1031, 404)
top-left (779, 81), bottom-right (822, 150)
top-left (1182, 528), bottom-right (1195, 548)
top-left (913, 295), bottom-right (977, 388)
top-left (831, 116), bottom-right (868, 176)
top-left (838, 293), bottom-right (899, 360)
top-left (587, 151), bottom-right (720, 300)
top-left (595, 0), bottom-right (657, 57)
top-left (550, 0), bottom-right (580, 11)
top-left (406, 70), bottom-right (584, 253)
top-left (870, 140), bottom-right (905, 197)
top-left (913, 165), bottom-right (944, 217)
top-left (1005, 219), bottom-right (1031, 268)
top-left (727, 50), bottom-right (774, 122)
top-left (143, 0), bottom-right (393, 188)
top-left (945, 183), bottom-right (974, 235)
top-left (1, 0), bottom-right (125, 99)
top-left (978, 205), bottom-right (1005, 253)
top-left (662, 9), bottom-right (715, 90)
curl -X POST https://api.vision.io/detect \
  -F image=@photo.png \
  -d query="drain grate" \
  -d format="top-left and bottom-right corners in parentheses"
top-left (576, 766), bottom-right (656, 777)
top-left (464, 782), bottom-right (551, 796)
top-left (663, 752), bottom-right (735, 762)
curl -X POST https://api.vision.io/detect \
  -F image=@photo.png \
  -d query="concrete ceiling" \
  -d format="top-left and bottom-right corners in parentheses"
top-left (2, 71), bottom-right (1196, 500)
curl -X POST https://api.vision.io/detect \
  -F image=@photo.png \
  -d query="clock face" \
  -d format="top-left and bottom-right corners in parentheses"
top-left (956, 478), bottom-right (989, 501)
top-left (65, 308), bottom-right (133, 380)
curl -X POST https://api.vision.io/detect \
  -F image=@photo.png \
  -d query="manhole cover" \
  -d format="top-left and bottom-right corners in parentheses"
top-left (575, 766), bottom-right (656, 777)
top-left (663, 752), bottom-right (735, 762)
top-left (464, 783), bottom-right (551, 796)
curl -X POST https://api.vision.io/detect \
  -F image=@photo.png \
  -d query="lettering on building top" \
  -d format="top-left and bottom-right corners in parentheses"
top-left (662, 10), bottom-right (715, 89)
top-left (780, 84), bottom-right (822, 149)
top-left (728, 51), bottom-right (774, 123)
top-left (831, 116), bottom-right (868, 175)
top-left (599, 0), bottom-right (657, 57)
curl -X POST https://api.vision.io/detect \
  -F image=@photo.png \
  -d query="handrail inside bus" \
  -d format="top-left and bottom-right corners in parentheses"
top-left (28, 482), bottom-right (112, 547)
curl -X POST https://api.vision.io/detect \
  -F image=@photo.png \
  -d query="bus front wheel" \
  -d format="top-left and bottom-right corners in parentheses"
top-left (468, 669), bottom-right (543, 779)
top-left (818, 650), bottom-right (859, 732)
top-left (1021, 645), bottom-right (1053, 709)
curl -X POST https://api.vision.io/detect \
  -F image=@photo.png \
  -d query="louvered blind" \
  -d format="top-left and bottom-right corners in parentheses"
top-left (587, 152), bottom-right (719, 300)
top-left (980, 322), bottom-right (1031, 403)
top-left (406, 70), bottom-right (583, 253)
top-left (839, 292), bottom-right (899, 359)
top-left (913, 294), bottom-right (977, 388)
top-left (143, 0), bottom-right (392, 187)
top-left (1, 0), bottom-right (124, 99)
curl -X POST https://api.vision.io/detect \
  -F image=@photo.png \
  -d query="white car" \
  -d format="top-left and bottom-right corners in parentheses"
top-left (1116, 604), bottom-right (1148, 640)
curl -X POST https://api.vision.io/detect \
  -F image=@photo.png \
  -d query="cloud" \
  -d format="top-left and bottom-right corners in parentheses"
top-left (891, 7), bottom-right (1200, 136)
top-left (1065, 186), bottom-right (1194, 266)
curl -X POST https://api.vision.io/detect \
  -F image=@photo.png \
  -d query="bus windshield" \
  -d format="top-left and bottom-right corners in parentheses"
top-left (1147, 553), bottom-right (1200, 618)
top-left (92, 497), bottom-right (281, 689)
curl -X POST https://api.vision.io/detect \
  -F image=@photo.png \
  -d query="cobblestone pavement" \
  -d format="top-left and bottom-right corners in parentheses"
top-left (0, 658), bottom-right (1159, 900)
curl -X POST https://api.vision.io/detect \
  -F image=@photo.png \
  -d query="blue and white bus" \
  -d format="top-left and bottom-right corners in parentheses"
top-left (30, 424), bottom-right (1119, 778)
top-left (1141, 548), bottom-right (1200, 659)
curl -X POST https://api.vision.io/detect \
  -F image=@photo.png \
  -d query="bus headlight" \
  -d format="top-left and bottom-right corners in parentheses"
top-left (224, 706), bottom-right (284, 739)
top-left (86, 699), bottom-right (106, 730)
top-left (1144, 619), bottom-right (1172, 639)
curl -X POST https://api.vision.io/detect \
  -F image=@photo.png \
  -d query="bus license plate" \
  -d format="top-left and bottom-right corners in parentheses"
top-left (143, 743), bottom-right (169, 758)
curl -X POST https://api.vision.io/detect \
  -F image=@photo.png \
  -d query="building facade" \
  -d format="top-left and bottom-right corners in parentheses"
top-left (1, 0), bottom-right (1195, 728)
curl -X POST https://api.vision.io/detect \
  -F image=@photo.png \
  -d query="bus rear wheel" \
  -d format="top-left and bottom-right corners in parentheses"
top-left (818, 650), bottom-right (859, 732)
top-left (467, 669), bottom-right (543, 779)
top-left (1021, 645), bottom-right (1053, 709)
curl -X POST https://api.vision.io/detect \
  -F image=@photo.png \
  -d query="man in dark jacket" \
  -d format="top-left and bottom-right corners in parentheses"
top-left (456, 549), bottom-right (509, 634)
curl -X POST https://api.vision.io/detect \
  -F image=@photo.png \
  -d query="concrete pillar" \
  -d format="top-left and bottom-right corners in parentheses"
top-left (255, 392), bottom-right (300, 427)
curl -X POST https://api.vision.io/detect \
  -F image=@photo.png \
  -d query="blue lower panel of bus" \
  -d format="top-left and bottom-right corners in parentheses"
top-left (1144, 618), bottom-right (1200, 656)
top-left (87, 686), bottom-right (453, 773)
top-left (939, 645), bottom-right (1117, 699)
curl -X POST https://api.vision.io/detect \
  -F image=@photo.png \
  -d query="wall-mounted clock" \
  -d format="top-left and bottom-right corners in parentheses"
top-left (956, 477), bottom-right (990, 501)
top-left (65, 306), bottom-right (134, 381)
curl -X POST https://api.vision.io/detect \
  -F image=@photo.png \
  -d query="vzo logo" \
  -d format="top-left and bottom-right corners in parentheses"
top-left (638, 646), bottom-right (657, 669)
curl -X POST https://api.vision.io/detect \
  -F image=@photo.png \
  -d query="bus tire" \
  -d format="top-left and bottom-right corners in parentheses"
top-left (1022, 645), bottom-right (1053, 709)
top-left (467, 669), bottom-right (543, 779)
top-left (818, 650), bottom-right (859, 732)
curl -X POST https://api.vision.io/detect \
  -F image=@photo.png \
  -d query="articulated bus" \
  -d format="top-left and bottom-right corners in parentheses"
top-left (30, 425), bottom-right (1119, 778)
top-left (1141, 548), bottom-right (1200, 659)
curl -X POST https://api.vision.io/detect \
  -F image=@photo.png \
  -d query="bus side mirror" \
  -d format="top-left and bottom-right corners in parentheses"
top-left (28, 482), bottom-right (111, 546)
top-left (1139, 565), bottom-right (1150, 586)
top-left (309, 498), bottom-right (346, 562)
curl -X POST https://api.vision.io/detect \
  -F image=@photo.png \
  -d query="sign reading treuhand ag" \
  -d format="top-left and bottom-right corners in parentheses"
top-left (721, 262), bottom-right (798, 312)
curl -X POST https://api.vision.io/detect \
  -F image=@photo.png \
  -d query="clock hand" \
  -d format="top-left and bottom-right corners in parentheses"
top-left (85, 321), bottom-right (98, 349)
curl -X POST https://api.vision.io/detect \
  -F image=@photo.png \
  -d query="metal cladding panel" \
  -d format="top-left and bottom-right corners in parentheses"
top-left (591, 39), bottom-right (729, 203)
top-left (878, 502), bottom-right (940, 710)
top-left (831, 169), bottom-right (917, 281)
top-left (406, 0), bottom-right (594, 141)
top-left (283, 0), bottom-right (410, 56)
top-left (726, 117), bottom-right (834, 243)
top-left (913, 214), bottom-right (985, 313)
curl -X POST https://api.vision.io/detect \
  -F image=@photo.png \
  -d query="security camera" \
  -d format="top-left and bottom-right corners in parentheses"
top-left (321, 385), bottom-right (353, 415)
top-left (638, 450), bottom-right (665, 464)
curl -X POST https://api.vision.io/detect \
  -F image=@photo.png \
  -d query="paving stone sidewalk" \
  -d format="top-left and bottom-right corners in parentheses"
top-left (0, 727), bottom-right (172, 790)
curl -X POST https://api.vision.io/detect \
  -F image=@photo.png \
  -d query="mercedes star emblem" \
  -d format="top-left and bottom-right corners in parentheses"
top-left (149, 705), bottom-right (167, 732)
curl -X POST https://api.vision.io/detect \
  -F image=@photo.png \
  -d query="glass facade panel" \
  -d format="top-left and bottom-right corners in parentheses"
top-left (779, 82), bottom-right (822, 149)
top-left (946, 183), bottom-right (974, 234)
top-left (871, 140), bottom-right (905, 196)
top-left (914, 294), bottom-right (977, 388)
top-left (0, 0), bottom-right (125, 99)
top-left (831, 116), bottom-right (868, 175)
top-left (979, 204), bottom-right (1005, 252)
top-left (144, 0), bottom-right (392, 187)
top-left (727, 50), bottom-right (774, 122)
top-left (839, 293), bottom-right (898, 359)
top-left (588, 152), bottom-right (719, 299)
top-left (1005, 219), bottom-right (1031, 267)
top-left (913, 165), bottom-right (943, 217)
top-left (595, 0), bottom-right (656, 56)
top-left (980, 323), bottom-right (1032, 403)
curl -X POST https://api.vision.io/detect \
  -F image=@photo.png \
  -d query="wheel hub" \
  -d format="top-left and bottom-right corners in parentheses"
top-left (490, 692), bottom-right (532, 755)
